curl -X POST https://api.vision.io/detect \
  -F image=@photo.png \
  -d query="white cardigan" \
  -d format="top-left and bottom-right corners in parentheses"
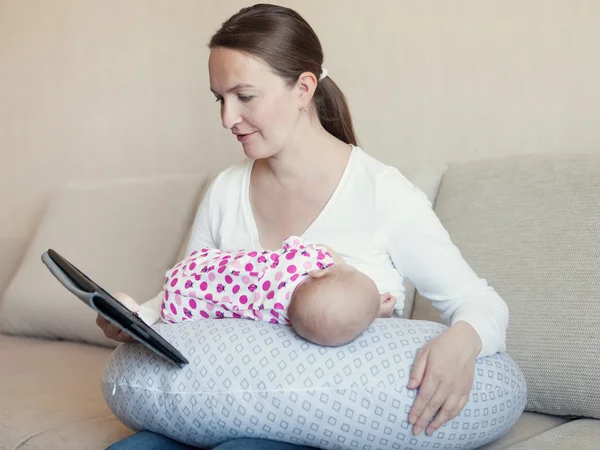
top-left (141, 146), bottom-right (509, 358)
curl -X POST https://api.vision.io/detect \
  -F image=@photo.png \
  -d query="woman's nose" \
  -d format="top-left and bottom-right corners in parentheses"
top-left (221, 101), bottom-right (242, 129)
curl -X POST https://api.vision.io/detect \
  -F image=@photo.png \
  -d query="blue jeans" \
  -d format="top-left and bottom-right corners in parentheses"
top-left (106, 431), bottom-right (318, 450)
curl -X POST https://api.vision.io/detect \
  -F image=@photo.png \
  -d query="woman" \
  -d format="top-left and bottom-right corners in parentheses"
top-left (101, 4), bottom-right (510, 449)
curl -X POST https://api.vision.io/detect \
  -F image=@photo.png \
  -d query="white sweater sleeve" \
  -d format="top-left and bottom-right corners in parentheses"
top-left (183, 175), bottom-right (219, 257)
top-left (139, 176), bottom-right (220, 326)
top-left (138, 291), bottom-right (164, 326)
top-left (379, 168), bottom-right (509, 357)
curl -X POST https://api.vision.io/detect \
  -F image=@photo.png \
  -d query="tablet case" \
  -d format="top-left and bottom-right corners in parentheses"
top-left (41, 249), bottom-right (189, 368)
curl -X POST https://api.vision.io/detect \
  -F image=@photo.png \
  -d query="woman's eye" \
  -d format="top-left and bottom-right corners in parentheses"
top-left (214, 97), bottom-right (223, 104)
top-left (239, 95), bottom-right (253, 103)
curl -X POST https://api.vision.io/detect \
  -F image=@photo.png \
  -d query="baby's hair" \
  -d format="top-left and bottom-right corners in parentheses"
top-left (289, 268), bottom-right (379, 347)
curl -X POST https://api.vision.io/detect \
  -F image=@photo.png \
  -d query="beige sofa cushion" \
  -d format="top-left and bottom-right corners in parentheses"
top-left (412, 153), bottom-right (600, 419)
top-left (506, 419), bottom-right (600, 450)
top-left (16, 415), bottom-right (132, 450)
top-left (0, 334), bottom-right (130, 450)
top-left (478, 412), bottom-right (570, 450)
top-left (0, 175), bottom-right (209, 347)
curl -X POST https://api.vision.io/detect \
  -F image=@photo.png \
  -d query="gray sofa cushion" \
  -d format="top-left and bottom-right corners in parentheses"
top-left (478, 412), bottom-right (570, 450)
top-left (412, 153), bottom-right (600, 419)
top-left (506, 419), bottom-right (600, 450)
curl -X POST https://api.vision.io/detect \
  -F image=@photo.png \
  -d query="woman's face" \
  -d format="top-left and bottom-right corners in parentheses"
top-left (209, 47), bottom-right (302, 159)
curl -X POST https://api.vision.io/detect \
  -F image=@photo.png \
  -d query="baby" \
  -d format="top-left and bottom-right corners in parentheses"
top-left (160, 236), bottom-right (397, 347)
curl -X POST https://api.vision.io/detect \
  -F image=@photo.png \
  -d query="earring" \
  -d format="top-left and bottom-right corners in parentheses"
top-left (299, 104), bottom-right (307, 112)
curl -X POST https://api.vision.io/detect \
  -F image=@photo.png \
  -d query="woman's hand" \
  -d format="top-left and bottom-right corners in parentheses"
top-left (96, 292), bottom-right (140, 343)
top-left (407, 321), bottom-right (482, 436)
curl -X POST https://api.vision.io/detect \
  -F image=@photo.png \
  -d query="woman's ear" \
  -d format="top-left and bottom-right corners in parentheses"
top-left (297, 71), bottom-right (318, 107)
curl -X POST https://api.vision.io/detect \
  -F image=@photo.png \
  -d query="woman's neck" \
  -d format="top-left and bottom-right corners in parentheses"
top-left (260, 118), bottom-right (352, 188)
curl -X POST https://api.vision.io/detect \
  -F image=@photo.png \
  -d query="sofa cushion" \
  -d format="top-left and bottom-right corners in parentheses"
top-left (506, 419), bottom-right (600, 450)
top-left (412, 153), bottom-right (600, 419)
top-left (16, 415), bottom-right (132, 450)
top-left (0, 175), bottom-right (209, 347)
top-left (0, 334), bottom-right (130, 450)
top-left (478, 412), bottom-right (570, 450)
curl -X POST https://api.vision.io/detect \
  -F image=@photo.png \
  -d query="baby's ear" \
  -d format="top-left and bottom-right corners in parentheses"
top-left (308, 268), bottom-right (330, 279)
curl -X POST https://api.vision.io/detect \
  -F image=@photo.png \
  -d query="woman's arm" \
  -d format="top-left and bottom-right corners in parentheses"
top-left (387, 205), bottom-right (509, 358)
top-left (378, 168), bottom-right (508, 357)
top-left (377, 167), bottom-right (509, 436)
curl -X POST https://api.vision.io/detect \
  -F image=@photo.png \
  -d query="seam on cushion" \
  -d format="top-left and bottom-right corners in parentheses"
top-left (11, 414), bottom-right (116, 450)
top-left (107, 383), bottom-right (512, 397)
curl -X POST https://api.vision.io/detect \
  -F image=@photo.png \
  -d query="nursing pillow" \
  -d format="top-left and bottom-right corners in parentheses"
top-left (102, 318), bottom-right (526, 450)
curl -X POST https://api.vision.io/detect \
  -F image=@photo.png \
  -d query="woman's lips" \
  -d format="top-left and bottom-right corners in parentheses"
top-left (236, 131), bottom-right (256, 143)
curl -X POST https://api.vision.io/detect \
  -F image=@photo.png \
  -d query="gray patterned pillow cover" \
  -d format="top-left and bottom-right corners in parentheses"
top-left (102, 318), bottom-right (526, 450)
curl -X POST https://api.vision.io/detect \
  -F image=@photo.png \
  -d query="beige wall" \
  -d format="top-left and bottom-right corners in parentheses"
top-left (1, 0), bottom-right (599, 294)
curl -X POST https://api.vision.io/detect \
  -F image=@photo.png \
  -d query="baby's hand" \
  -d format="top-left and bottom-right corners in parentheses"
top-left (95, 292), bottom-right (140, 343)
top-left (378, 292), bottom-right (397, 318)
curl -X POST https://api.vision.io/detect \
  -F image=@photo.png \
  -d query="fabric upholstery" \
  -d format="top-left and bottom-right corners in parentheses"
top-left (506, 419), bottom-right (600, 450)
top-left (0, 335), bottom-right (128, 450)
top-left (16, 416), bottom-right (132, 450)
top-left (412, 153), bottom-right (600, 419)
top-left (478, 412), bottom-right (570, 450)
top-left (0, 174), bottom-right (209, 347)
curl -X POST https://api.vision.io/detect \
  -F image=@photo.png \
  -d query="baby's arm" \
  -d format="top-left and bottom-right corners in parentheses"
top-left (317, 245), bottom-right (345, 264)
top-left (138, 291), bottom-right (163, 325)
top-left (316, 245), bottom-right (397, 316)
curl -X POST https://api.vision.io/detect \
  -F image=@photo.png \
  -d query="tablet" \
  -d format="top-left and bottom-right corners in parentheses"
top-left (41, 249), bottom-right (189, 368)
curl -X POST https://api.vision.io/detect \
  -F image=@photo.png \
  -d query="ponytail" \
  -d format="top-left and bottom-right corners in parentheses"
top-left (314, 77), bottom-right (357, 146)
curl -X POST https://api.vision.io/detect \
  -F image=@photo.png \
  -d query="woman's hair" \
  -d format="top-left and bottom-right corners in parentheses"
top-left (209, 3), bottom-right (357, 146)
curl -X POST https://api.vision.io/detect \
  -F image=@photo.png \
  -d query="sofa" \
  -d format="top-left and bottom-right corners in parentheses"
top-left (1, 152), bottom-right (599, 450)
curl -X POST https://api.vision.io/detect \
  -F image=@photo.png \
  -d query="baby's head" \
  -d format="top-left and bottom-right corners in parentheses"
top-left (288, 265), bottom-right (380, 347)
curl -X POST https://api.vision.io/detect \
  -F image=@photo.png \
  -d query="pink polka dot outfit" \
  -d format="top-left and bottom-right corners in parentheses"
top-left (160, 236), bottom-right (335, 325)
